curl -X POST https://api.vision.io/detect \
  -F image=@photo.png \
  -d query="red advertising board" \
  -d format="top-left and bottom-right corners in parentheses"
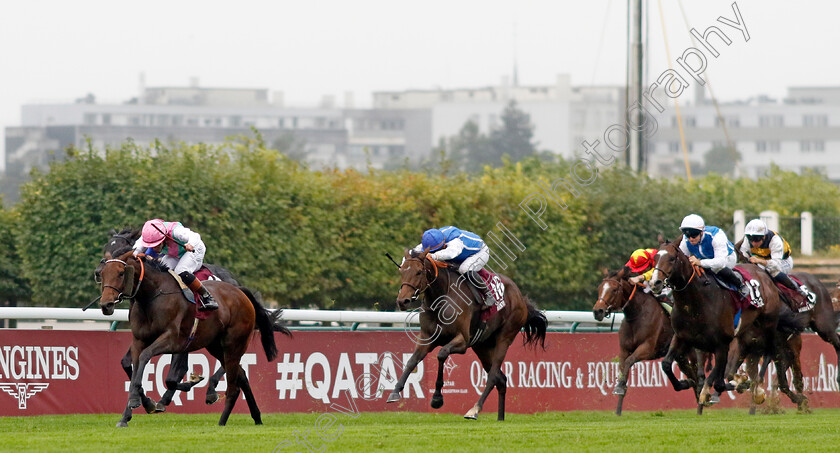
top-left (0, 330), bottom-right (838, 416)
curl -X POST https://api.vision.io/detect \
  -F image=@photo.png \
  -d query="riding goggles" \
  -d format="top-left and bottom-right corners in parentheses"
top-left (681, 228), bottom-right (703, 239)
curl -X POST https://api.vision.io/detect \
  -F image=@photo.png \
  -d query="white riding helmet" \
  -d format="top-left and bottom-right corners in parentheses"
top-left (680, 214), bottom-right (706, 231)
top-left (745, 219), bottom-right (768, 237)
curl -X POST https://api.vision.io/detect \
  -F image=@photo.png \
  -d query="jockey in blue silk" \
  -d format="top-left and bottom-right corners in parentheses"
top-left (132, 218), bottom-right (218, 311)
top-left (740, 218), bottom-right (811, 300)
top-left (678, 214), bottom-right (750, 299)
top-left (413, 226), bottom-right (495, 306)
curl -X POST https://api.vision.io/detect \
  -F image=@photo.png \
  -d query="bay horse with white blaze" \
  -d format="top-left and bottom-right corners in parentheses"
top-left (99, 248), bottom-right (290, 427)
top-left (649, 237), bottom-right (784, 408)
top-left (593, 267), bottom-right (704, 415)
top-left (388, 249), bottom-right (546, 421)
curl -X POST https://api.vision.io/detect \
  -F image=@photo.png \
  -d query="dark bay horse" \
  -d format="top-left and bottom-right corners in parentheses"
top-left (387, 249), bottom-right (546, 421)
top-left (734, 238), bottom-right (840, 388)
top-left (592, 267), bottom-right (703, 415)
top-left (99, 248), bottom-right (290, 427)
top-left (96, 228), bottom-right (235, 412)
top-left (649, 237), bottom-right (783, 408)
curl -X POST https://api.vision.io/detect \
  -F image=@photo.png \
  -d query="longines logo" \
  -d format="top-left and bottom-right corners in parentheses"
top-left (0, 383), bottom-right (50, 409)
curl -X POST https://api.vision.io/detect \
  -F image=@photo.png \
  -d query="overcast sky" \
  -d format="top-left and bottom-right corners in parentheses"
top-left (1, 0), bottom-right (837, 154)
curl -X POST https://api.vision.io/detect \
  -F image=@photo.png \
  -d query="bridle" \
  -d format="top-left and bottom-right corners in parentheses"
top-left (399, 255), bottom-right (446, 302)
top-left (101, 257), bottom-right (145, 304)
top-left (596, 278), bottom-right (641, 316)
top-left (652, 247), bottom-right (701, 292)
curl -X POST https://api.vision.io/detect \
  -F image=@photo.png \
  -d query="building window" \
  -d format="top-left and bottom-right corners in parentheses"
top-left (803, 114), bottom-right (828, 126)
top-left (668, 141), bottom-right (680, 153)
top-left (230, 116), bottom-right (242, 127)
top-left (684, 116), bottom-right (696, 127)
top-left (756, 141), bottom-right (767, 153)
top-left (768, 141), bottom-right (780, 153)
top-left (801, 140), bottom-right (811, 152)
top-left (758, 115), bottom-right (783, 127)
top-left (278, 118), bottom-right (285, 128)
top-left (172, 115), bottom-right (183, 126)
top-left (102, 114), bottom-right (111, 125)
top-left (130, 116), bottom-right (141, 126)
top-left (84, 113), bottom-right (97, 125)
top-left (728, 117), bottom-right (740, 127)
top-left (814, 140), bottom-right (825, 151)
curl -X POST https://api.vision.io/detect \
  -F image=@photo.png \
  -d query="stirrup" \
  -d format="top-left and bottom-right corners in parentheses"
top-left (198, 297), bottom-right (219, 312)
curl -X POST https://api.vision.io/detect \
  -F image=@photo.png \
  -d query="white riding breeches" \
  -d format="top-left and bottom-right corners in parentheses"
top-left (764, 256), bottom-right (793, 277)
top-left (458, 244), bottom-right (490, 274)
top-left (160, 243), bottom-right (205, 275)
top-left (708, 252), bottom-right (737, 273)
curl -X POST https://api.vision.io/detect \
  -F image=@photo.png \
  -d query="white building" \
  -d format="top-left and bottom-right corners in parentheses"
top-left (648, 86), bottom-right (840, 182)
top-left (373, 75), bottom-right (625, 159)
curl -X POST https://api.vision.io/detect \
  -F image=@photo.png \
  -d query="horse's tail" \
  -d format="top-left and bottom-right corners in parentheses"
top-left (239, 286), bottom-right (291, 362)
top-left (522, 297), bottom-right (547, 350)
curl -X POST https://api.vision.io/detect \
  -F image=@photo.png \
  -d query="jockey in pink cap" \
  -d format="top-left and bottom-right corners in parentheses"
top-left (132, 219), bottom-right (218, 311)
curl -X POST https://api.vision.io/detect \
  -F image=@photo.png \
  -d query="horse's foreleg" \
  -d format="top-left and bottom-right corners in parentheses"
top-left (431, 335), bottom-right (467, 410)
top-left (387, 343), bottom-right (432, 404)
top-left (156, 353), bottom-right (191, 412)
top-left (465, 339), bottom-right (513, 421)
top-left (701, 346), bottom-right (729, 406)
top-left (120, 348), bottom-right (156, 414)
top-left (206, 365), bottom-right (226, 405)
top-left (661, 337), bottom-right (691, 392)
top-left (614, 343), bottom-right (653, 415)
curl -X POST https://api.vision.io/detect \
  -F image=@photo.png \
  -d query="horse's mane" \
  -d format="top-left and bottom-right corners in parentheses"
top-left (113, 246), bottom-right (171, 273)
top-left (607, 266), bottom-right (631, 279)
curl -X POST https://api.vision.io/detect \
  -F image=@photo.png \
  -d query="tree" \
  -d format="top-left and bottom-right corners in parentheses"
top-left (272, 132), bottom-right (309, 162)
top-left (702, 144), bottom-right (741, 176)
top-left (486, 100), bottom-right (537, 163)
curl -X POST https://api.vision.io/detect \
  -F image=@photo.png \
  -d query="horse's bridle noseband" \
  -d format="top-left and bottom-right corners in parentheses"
top-left (596, 279), bottom-right (639, 316)
top-left (101, 257), bottom-right (145, 304)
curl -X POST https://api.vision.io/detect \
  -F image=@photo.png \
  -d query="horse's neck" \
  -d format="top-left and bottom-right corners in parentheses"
top-left (424, 269), bottom-right (476, 312)
top-left (135, 267), bottom-right (181, 303)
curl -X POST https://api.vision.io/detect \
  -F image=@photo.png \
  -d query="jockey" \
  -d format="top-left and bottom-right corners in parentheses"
top-left (413, 226), bottom-right (495, 306)
top-left (678, 214), bottom-right (750, 299)
top-left (740, 219), bottom-right (811, 299)
top-left (627, 248), bottom-right (673, 306)
top-left (132, 219), bottom-right (218, 311)
top-left (627, 248), bottom-right (658, 285)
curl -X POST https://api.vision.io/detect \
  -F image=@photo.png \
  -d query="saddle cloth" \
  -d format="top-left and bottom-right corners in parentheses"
top-left (774, 276), bottom-right (811, 312)
top-left (712, 266), bottom-right (765, 311)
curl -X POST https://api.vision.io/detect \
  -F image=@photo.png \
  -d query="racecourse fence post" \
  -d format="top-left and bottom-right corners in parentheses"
top-left (760, 210), bottom-right (780, 233)
top-left (733, 210), bottom-right (746, 243)
top-left (801, 211), bottom-right (813, 256)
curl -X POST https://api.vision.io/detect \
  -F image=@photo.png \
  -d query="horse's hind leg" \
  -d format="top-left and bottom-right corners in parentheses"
top-left (218, 352), bottom-right (245, 426)
top-left (431, 335), bottom-right (467, 410)
top-left (465, 339), bottom-right (513, 421)
top-left (810, 312), bottom-right (840, 387)
top-left (157, 353), bottom-right (204, 412)
top-left (236, 365), bottom-right (262, 425)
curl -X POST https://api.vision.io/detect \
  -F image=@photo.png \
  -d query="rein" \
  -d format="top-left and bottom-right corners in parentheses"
top-left (400, 255), bottom-right (448, 302)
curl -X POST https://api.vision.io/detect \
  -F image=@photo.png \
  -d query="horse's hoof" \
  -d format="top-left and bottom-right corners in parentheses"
top-left (206, 392), bottom-right (219, 405)
top-left (128, 398), bottom-right (141, 410)
top-left (116, 421), bottom-right (129, 428)
top-left (612, 386), bottom-right (626, 396)
top-left (430, 396), bottom-right (444, 409)
top-left (464, 406), bottom-right (479, 420)
top-left (142, 398), bottom-right (157, 414)
top-left (709, 394), bottom-right (720, 405)
top-left (154, 403), bottom-right (166, 413)
top-left (386, 392), bottom-right (401, 403)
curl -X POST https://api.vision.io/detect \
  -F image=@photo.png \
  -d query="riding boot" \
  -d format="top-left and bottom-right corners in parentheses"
top-left (775, 273), bottom-right (814, 307)
top-left (716, 267), bottom-right (750, 299)
top-left (466, 271), bottom-right (494, 307)
top-left (180, 271), bottom-right (219, 311)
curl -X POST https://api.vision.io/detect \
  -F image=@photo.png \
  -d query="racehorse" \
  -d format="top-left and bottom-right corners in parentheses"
top-left (99, 248), bottom-right (290, 427)
top-left (734, 238), bottom-right (840, 389)
top-left (387, 249), bottom-right (547, 421)
top-left (96, 228), bottom-right (235, 412)
top-left (649, 237), bottom-right (783, 408)
top-left (592, 267), bottom-right (703, 415)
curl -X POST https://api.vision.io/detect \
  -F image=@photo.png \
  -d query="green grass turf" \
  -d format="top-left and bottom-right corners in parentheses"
top-left (0, 408), bottom-right (838, 452)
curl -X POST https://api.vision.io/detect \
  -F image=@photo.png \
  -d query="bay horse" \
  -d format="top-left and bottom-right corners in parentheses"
top-left (99, 248), bottom-right (290, 427)
top-left (592, 267), bottom-right (703, 415)
top-left (96, 228), bottom-right (235, 413)
top-left (649, 236), bottom-right (783, 408)
top-left (734, 238), bottom-right (840, 389)
top-left (387, 249), bottom-right (547, 421)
